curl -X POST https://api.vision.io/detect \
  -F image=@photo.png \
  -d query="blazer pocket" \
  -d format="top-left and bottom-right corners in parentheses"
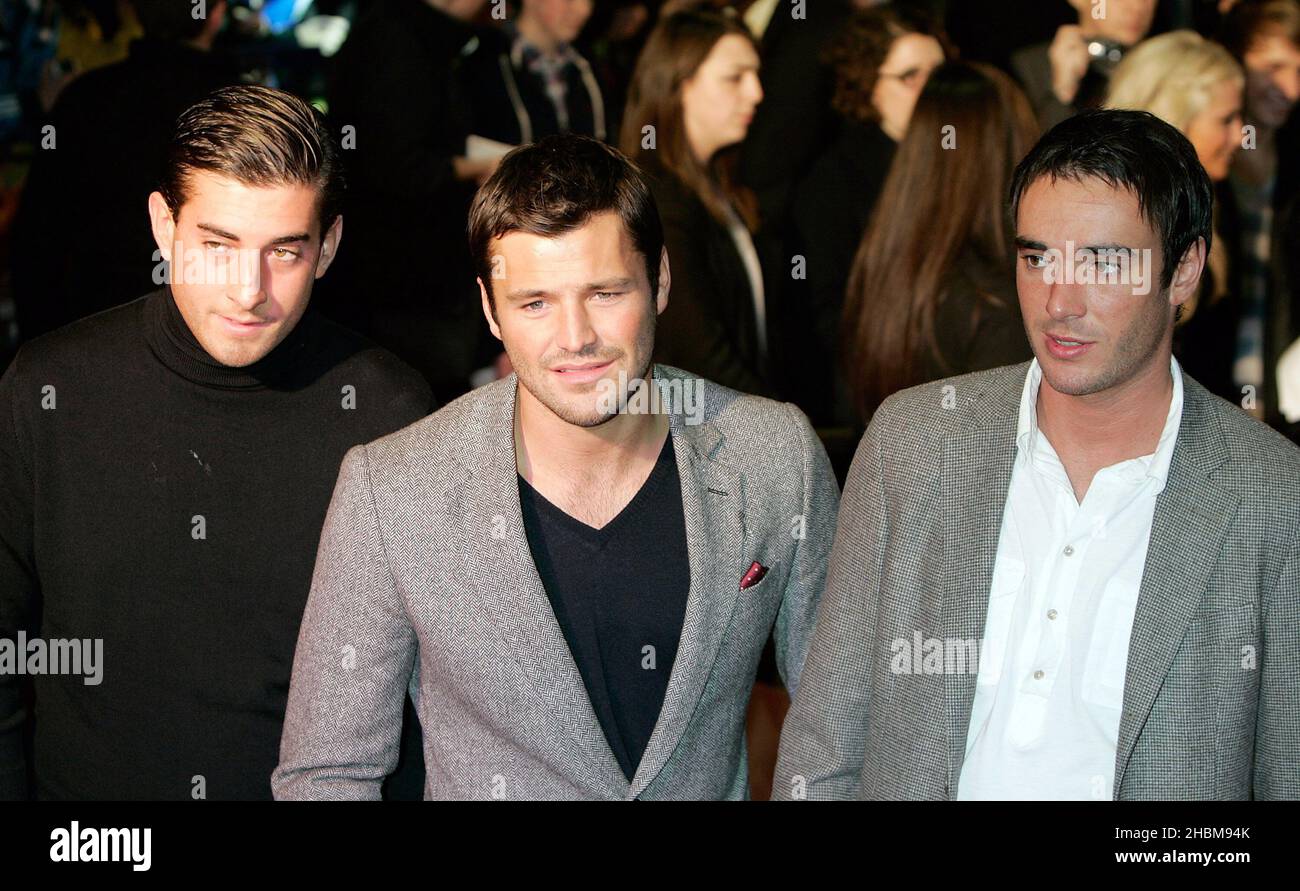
top-left (1082, 577), bottom-right (1142, 710)
top-left (978, 557), bottom-right (1025, 688)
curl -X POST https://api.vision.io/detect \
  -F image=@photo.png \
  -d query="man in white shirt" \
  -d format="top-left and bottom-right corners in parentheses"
top-left (773, 109), bottom-right (1300, 800)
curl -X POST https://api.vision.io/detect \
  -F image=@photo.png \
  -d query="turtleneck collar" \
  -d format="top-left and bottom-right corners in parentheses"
top-left (144, 287), bottom-right (317, 390)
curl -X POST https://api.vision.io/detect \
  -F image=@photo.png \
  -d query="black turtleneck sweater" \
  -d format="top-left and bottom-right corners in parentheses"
top-left (0, 289), bottom-right (432, 800)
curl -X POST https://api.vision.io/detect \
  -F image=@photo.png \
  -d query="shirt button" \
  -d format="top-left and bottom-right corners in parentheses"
top-left (1047, 609), bottom-right (1058, 620)
top-left (1063, 545), bottom-right (1075, 556)
top-left (1033, 670), bottom-right (1045, 680)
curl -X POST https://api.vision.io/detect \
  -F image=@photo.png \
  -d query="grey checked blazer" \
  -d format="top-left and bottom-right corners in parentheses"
top-left (774, 362), bottom-right (1300, 800)
top-left (273, 364), bottom-right (839, 799)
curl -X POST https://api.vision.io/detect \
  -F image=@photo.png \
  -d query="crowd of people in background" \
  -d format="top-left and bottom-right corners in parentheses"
top-left (3, 0), bottom-right (1299, 464)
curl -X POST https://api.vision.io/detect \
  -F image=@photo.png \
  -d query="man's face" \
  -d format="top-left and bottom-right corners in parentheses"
top-left (1072, 0), bottom-right (1156, 46)
top-left (148, 171), bottom-right (341, 368)
top-left (1015, 175), bottom-right (1199, 398)
top-left (526, 0), bottom-right (593, 45)
top-left (1242, 33), bottom-right (1300, 129)
top-left (480, 210), bottom-right (668, 428)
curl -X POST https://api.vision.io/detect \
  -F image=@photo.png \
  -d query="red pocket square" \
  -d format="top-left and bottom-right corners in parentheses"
top-left (739, 561), bottom-right (768, 590)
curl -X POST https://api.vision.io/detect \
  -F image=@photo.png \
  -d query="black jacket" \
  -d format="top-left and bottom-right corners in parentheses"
top-left (324, 0), bottom-right (486, 399)
top-left (738, 0), bottom-right (850, 231)
top-left (787, 120), bottom-right (897, 425)
top-left (460, 25), bottom-right (607, 145)
top-left (642, 156), bottom-right (774, 398)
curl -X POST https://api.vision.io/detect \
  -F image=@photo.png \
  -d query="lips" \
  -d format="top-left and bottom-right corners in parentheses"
top-left (220, 315), bottom-right (273, 335)
top-left (551, 359), bottom-right (614, 383)
top-left (1045, 333), bottom-right (1095, 360)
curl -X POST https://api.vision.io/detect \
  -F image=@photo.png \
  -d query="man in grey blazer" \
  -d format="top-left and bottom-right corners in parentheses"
top-left (775, 110), bottom-right (1300, 800)
top-left (272, 135), bottom-right (839, 800)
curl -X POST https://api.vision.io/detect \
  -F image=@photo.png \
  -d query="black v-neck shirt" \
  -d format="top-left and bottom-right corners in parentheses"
top-left (517, 435), bottom-right (691, 782)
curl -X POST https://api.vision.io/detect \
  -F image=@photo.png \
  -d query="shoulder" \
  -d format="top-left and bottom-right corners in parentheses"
top-left (306, 313), bottom-right (431, 408)
top-left (871, 362), bottom-right (1028, 441)
top-left (657, 364), bottom-right (816, 460)
top-left (1187, 376), bottom-right (1300, 498)
top-left (358, 373), bottom-right (509, 472)
top-left (7, 296), bottom-right (148, 381)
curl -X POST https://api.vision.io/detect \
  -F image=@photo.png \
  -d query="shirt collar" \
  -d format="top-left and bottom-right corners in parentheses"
top-left (508, 23), bottom-right (577, 70)
top-left (1016, 355), bottom-right (1184, 486)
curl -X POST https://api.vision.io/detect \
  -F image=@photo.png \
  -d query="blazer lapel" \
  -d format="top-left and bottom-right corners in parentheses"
top-left (629, 370), bottom-right (745, 797)
top-left (455, 374), bottom-right (627, 796)
top-left (1113, 376), bottom-right (1237, 795)
top-left (941, 367), bottom-right (1023, 798)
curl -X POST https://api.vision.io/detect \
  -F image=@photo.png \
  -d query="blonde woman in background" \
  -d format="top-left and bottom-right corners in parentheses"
top-left (1106, 30), bottom-right (1245, 325)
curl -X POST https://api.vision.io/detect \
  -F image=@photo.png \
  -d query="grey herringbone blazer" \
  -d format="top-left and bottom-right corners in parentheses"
top-left (774, 362), bottom-right (1300, 800)
top-left (273, 364), bottom-right (839, 800)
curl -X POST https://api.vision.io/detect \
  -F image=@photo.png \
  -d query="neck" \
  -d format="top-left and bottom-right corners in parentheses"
top-left (1036, 348), bottom-right (1174, 494)
top-left (685, 122), bottom-right (716, 167)
top-left (514, 378), bottom-right (669, 483)
top-left (517, 14), bottom-right (560, 55)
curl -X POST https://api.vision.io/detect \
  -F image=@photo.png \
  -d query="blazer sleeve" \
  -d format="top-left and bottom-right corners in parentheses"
top-left (0, 353), bottom-right (37, 800)
top-left (772, 403), bottom-right (841, 701)
top-left (272, 446), bottom-right (417, 800)
top-left (772, 407), bottom-right (890, 800)
top-left (1254, 527), bottom-right (1300, 799)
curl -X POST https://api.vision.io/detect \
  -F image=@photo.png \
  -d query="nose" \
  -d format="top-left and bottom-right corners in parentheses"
top-left (1279, 68), bottom-right (1300, 104)
top-left (556, 299), bottom-right (597, 356)
top-left (227, 248), bottom-right (267, 311)
top-left (1046, 279), bottom-right (1087, 323)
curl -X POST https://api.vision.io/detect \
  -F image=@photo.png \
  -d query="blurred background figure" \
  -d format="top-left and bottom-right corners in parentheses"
top-left (1013, 0), bottom-right (1158, 127)
top-left (621, 5), bottom-right (772, 396)
top-left (789, 2), bottom-right (950, 427)
top-left (48, 0), bottom-right (142, 96)
top-left (734, 0), bottom-right (849, 233)
top-left (10, 0), bottom-right (237, 341)
top-left (1105, 30), bottom-right (1246, 403)
top-left (841, 61), bottom-right (1039, 430)
top-left (1217, 0), bottom-right (1300, 430)
top-left (462, 0), bottom-right (608, 146)
top-left (323, 0), bottom-right (497, 406)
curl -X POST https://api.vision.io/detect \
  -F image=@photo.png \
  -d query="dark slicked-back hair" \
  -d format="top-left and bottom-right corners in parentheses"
top-left (160, 84), bottom-right (344, 236)
top-left (469, 134), bottom-right (664, 309)
top-left (1009, 109), bottom-right (1214, 291)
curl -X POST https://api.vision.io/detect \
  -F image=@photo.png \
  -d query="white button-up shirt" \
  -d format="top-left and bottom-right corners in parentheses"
top-left (956, 356), bottom-right (1184, 800)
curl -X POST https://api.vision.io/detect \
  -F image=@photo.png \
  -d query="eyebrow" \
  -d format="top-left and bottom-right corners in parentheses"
top-left (1014, 237), bottom-right (1138, 253)
top-left (503, 278), bottom-right (638, 303)
top-left (196, 223), bottom-right (311, 245)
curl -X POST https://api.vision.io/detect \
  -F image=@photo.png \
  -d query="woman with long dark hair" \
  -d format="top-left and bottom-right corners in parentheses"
top-left (842, 61), bottom-right (1040, 424)
top-left (620, 6), bottom-right (772, 395)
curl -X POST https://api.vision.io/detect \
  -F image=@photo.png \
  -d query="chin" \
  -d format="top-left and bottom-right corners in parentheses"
top-left (1038, 360), bottom-right (1110, 398)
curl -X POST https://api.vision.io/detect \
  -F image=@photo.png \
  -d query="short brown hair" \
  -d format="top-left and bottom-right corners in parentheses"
top-left (468, 134), bottom-right (664, 310)
top-left (1220, 0), bottom-right (1300, 59)
top-left (160, 84), bottom-right (344, 236)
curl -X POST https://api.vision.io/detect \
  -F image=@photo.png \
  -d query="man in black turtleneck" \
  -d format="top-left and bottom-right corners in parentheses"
top-left (0, 85), bottom-right (431, 800)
